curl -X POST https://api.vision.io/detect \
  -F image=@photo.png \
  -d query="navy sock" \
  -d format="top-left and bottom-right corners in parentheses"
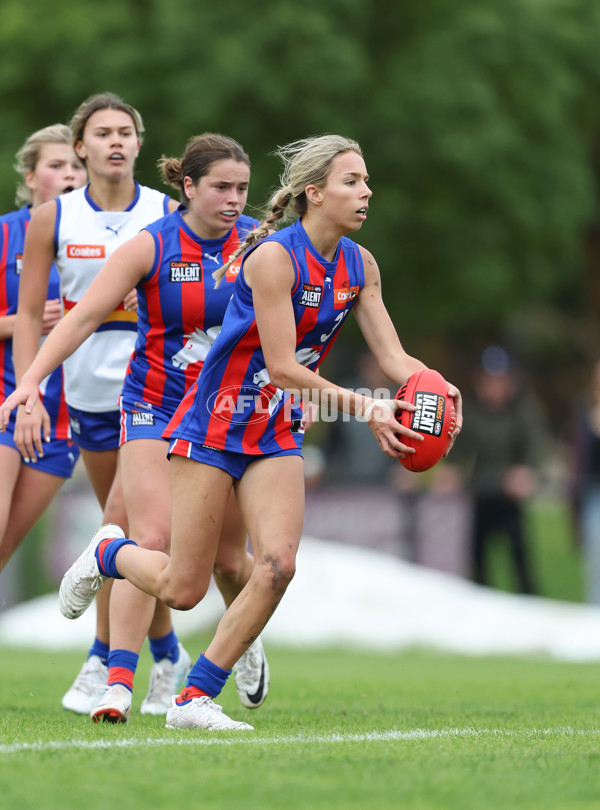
top-left (88, 637), bottom-right (110, 666)
top-left (184, 653), bottom-right (231, 700)
top-left (95, 536), bottom-right (137, 579)
top-left (149, 629), bottom-right (179, 664)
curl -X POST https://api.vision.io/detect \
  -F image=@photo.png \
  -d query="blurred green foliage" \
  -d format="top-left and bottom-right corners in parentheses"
top-left (1, 0), bottom-right (600, 363)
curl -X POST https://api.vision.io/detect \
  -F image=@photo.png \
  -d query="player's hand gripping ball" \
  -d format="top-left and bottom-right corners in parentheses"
top-left (395, 368), bottom-right (456, 472)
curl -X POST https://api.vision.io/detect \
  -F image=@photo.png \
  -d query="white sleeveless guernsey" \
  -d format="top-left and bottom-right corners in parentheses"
top-left (54, 183), bottom-right (169, 412)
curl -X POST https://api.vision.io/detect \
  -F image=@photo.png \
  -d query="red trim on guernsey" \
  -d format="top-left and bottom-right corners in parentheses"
top-left (259, 250), bottom-right (327, 453)
top-left (313, 248), bottom-right (351, 368)
top-left (162, 385), bottom-right (194, 440)
top-left (141, 231), bottom-right (168, 402)
top-left (0, 223), bottom-right (9, 312)
top-left (50, 368), bottom-right (72, 440)
top-left (295, 249), bottom-right (324, 343)
top-left (288, 247), bottom-right (301, 296)
top-left (236, 247), bottom-right (314, 453)
top-left (270, 395), bottom-right (302, 450)
top-left (204, 321), bottom-right (261, 451)
top-left (0, 223), bottom-right (9, 399)
top-left (179, 227), bottom-right (206, 394)
top-left (240, 381), bottom-right (283, 453)
top-left (168, 437), bottom-right (193, 458)
top-left (119, 401), bottom-right (127, 445)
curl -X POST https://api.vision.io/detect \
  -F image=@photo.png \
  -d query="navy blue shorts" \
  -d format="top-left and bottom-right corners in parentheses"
top-left (167, 438), bottom-right (303, 480)
top-left (67, 406), bottom-right (121, 451)
top-left (118, 396), bottom-right (172, 445)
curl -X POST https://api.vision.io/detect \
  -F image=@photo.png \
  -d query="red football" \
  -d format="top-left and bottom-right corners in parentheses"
top-left (394, 368), bottom-right (455, 472)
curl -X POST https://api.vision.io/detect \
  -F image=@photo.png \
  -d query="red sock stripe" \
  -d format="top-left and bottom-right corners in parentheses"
top-left (97, 537), bottom-right (114, 575)
top-left (108, 666), bottom-right (135, 690)
top-left (176, 685), bottom-right (210, 704)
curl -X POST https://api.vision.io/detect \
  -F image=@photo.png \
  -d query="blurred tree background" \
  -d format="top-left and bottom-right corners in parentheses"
top-left (2, 0), bottom-right (600, 429)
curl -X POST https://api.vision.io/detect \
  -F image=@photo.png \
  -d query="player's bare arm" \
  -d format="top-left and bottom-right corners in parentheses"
top-left (12, 201), bottom-right (58, 456)
top-left (1, 232), bottom-right (154, 428)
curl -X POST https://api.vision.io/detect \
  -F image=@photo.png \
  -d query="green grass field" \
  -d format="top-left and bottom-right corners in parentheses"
top-left (1, 638), bottom-right (599, 810)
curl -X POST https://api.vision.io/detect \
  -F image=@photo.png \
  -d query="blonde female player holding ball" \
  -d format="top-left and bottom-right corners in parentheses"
top-left (3, 134), bottom-right (462, 730)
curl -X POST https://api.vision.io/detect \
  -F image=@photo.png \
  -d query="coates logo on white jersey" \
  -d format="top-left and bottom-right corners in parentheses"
top-left (66, 244), bottom-right (106, 259)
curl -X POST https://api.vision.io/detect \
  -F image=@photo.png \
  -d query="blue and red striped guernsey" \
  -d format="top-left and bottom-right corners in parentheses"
top-left (121, 207), bottom-right (258, 412)
top-left (164, 218), bottom-right (365, 455)
top-left (0, 206), bottom-right (71, 440)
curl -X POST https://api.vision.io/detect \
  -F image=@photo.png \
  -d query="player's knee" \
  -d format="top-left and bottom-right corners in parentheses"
top-left (161, 579), bottom-right (209, 611)
top-left (213, 554), bottom-right (245, 586)
top-left (136, 529), bottom-right (170, 554)
top-left (162, 588), bottom-right (202, 611)
top-left (257, 552), bottom-right (296, 595)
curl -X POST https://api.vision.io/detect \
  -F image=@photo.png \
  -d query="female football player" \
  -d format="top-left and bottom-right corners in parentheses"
top-left (0, 124), bottom-right (86, 574)
top-left (10, 93), bottom-right (185, 716)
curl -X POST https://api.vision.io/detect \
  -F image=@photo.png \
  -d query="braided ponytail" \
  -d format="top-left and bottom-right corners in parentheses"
top-left (214, 134), bottom-right (362, 286)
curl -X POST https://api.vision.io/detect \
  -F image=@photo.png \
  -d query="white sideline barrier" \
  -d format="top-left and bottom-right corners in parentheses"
top-left (1, 536), bottom-right (600, 661)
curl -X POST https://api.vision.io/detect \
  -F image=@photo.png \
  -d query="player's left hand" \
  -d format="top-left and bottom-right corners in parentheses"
top-left (301, 400), bottom-right (319, 432)
top-left (358, 397), bottom-right (423, 459)
top-left (123, 288), bottom-right (138, 312)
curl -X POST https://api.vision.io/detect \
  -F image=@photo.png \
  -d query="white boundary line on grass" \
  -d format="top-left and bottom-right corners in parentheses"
top-left (1, 726), bottom-right (599, 755)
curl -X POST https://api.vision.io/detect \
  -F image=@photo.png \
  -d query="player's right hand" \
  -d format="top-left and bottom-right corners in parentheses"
top-left (0, 380), bottom-right (49, 461)
top-left (123, 288), bottom-right (139, 312)
top-left (14, 398), bottom-right (51, 462)
top-left (357, 397), bottom-right (423, 460)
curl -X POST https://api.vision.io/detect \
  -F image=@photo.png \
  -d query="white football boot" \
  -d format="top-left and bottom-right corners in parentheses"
top-left (141, 644), bottom-right (193, 715)
top-left (165, 695), bottom-right (253, 731)
top-left (234, 637), bottom-right (270, 709)
top-left (91, 684), bottom-right (132, 724)
top-left (59, 523), bottom-right (125, 619)
top-left (61, 655), bottom-right (108, 714)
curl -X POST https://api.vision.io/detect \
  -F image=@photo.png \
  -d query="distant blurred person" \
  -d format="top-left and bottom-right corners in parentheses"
top-left (444, 346), bottom-right (549, 594)
top-left (570, 357), bottom-right (600, 604)
top-left (0, 125), bottom-right (86, 575)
